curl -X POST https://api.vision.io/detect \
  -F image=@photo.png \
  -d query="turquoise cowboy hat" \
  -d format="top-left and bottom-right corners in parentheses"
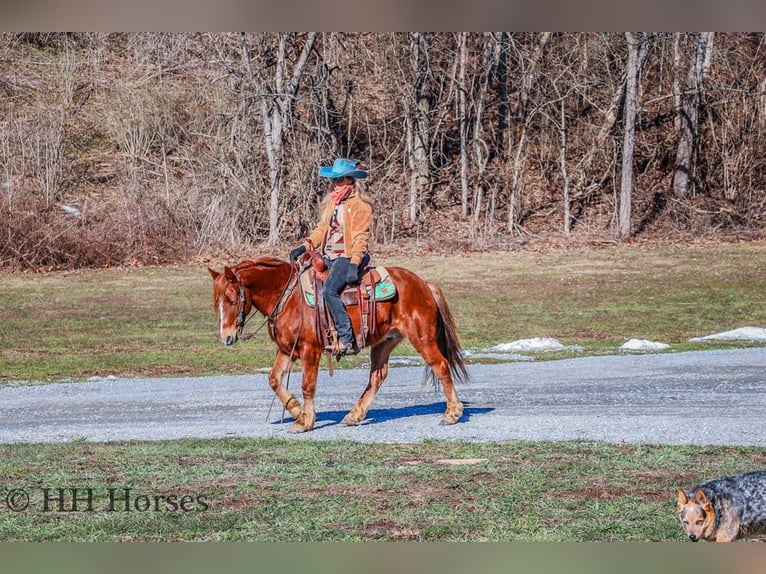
top-left (318, 158), bottom-right (368, 179)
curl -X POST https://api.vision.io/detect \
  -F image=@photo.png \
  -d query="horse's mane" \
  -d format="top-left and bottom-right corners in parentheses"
top-left (233, 256), bottom-right (287, 272)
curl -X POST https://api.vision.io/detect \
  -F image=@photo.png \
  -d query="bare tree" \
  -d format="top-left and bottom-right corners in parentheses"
top-left (672, 32), bottom-right (714, 199)
top-left (544, 71), bottom-right (574, 235)
top-left (406, 32), bottom-right (433, 222)
top-left (673, 33), bottom-right (683, 133)
top-left (760, 54), bottom-right (766, 129)
top-left (519, 32), bottom-right (552, 118)
top-left (567, 34), bottom-right (653, 231)
top-left (457, 32), bottom-right (470, 219)
top-left (560, 97), bottom-right (571, 234)
top-left (471, 33), bottom-right (499, 232)
top-left (618, 32), bottom-right (648, 240)
top-left (240, 32), bottom-right (317, 244)
top-left (507, 32), bottom-right (551, 233)
top-left (496, 33), bottom-right (512, 160)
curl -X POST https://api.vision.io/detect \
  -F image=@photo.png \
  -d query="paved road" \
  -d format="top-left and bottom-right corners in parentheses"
top-left (1, 348), bottom-right (764, 445)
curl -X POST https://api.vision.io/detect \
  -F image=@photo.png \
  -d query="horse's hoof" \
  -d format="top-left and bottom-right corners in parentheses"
top-left (289, 422), bottom-right (309, 433)
top-left (341, 413), bottom-right (363, 426)
top-left (439, 415), bottom-right (459, 426)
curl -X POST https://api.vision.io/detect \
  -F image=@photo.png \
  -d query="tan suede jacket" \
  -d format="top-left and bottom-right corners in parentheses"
top-left (303, 190), bottom-right (373, 266)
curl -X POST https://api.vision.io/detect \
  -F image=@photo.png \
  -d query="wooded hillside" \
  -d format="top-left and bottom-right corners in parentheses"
top-left (2, 32), bottom-right (765, 270)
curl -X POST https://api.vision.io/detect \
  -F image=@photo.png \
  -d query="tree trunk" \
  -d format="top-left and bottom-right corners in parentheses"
top-left (560, 98), bottom-right (571, 235)
top-left (457, 32), bottom-right (469, 219)
top-left (673, 33), bottom-right (682, 133)
top-left (496, 32), bottom-right (512, 157)
top-left (618, 32), bottom-right (643, 241)
top-left (759, 74), bottom-right (766, 129)
top-left (672, 32), bottom-right (714, 199)
top-left (408, 32), bottom-right (432, 222)
top-left (508, 128), bottom-right (526, 234)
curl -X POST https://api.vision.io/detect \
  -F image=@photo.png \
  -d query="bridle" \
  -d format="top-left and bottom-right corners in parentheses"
top-left (228, 267), bottom-right (264, 341)
top-left (229, 260), bottom-right (308, 341)
top-left (233, 271), bottom-right (248, 337)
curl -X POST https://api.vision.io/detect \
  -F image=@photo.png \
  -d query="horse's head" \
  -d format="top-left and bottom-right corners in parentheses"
top-left (208, 266), bottom-right (251, 346)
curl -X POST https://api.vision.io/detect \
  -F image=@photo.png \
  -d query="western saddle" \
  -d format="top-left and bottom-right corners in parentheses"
top-left (299, 249), bottom-right (395, 360)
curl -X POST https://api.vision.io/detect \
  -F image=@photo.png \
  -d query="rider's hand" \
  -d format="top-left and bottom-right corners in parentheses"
top-left (289, 245), bottom-right (307, 262)
top-left (346, 263), bottom-right (360, 286)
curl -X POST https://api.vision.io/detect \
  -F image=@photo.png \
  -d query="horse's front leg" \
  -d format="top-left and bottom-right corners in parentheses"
top-left (290, 351), bottom-right (321, 433)
top-left (268, 351), bottom-right (303, 421)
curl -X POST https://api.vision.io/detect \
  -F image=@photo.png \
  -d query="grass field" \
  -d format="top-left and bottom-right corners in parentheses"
top-left (2, 241), bottom-right (766, 541)
top-left (1, 438), bottom-right (765, 541)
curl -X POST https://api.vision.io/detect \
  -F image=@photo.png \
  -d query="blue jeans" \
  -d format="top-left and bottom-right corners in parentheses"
top-left (322, 257), bottom-right (355, 345)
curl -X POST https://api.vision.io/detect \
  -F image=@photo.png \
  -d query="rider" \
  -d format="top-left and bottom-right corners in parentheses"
top-left (289, 158), bottom-right (373, 357)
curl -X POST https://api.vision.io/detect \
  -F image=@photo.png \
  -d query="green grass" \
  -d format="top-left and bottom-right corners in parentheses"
top-left (0, 439), bottom-right (766, 541)
top-left (1, 438), bottom-right (764, 541)
top-left (2, 242), bottom-right (766, 382)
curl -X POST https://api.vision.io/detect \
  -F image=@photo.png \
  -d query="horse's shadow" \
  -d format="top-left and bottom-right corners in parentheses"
top-left (270, 401), bottom-right (492, 427)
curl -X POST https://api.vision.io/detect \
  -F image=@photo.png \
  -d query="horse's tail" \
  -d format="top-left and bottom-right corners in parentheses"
top-left (424, 282), bottom-right (470, 387)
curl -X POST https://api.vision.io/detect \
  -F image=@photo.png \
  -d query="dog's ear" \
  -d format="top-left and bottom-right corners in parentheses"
top-left (676, 488), bottom-right (689, 509)
top-left (693, 488), bottom-right (712, 509)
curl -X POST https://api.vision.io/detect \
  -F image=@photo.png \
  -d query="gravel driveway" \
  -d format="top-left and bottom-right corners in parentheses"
top-left (1, 348), bottom-right (764, 446)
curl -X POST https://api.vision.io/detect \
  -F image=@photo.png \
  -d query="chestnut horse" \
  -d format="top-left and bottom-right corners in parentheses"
top-left (208, 256), bottom-right (468, 432)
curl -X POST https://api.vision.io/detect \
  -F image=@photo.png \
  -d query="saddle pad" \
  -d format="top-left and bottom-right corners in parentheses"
top-left (300, 266), bottom-right (396, 307)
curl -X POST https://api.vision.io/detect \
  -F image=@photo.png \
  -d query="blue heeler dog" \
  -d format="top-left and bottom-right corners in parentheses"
top-left (676, 471), bottom-right (766, 542)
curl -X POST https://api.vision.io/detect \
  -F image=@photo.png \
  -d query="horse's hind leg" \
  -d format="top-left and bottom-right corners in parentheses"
top-left (268, 351), bottom-right (303, 421)
top-left (410, 339), bottom-right (464, 425)
top-left (341, 330), bottom-right (403, 426)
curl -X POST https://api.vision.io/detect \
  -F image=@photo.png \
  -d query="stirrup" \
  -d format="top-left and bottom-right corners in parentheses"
top-left (325, 340), bottom-right (358, 357)
top-left (324, 331), bottom-right (340, 355)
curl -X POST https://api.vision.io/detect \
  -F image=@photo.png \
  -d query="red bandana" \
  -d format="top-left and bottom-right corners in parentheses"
top-left (330, 184), bottom-right (353, 205)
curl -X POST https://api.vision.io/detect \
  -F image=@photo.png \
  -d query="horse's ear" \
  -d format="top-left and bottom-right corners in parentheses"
top-left (224, 266), bottom-right (237, 282)
top-left (208, 268), bottom-right (220, 281)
